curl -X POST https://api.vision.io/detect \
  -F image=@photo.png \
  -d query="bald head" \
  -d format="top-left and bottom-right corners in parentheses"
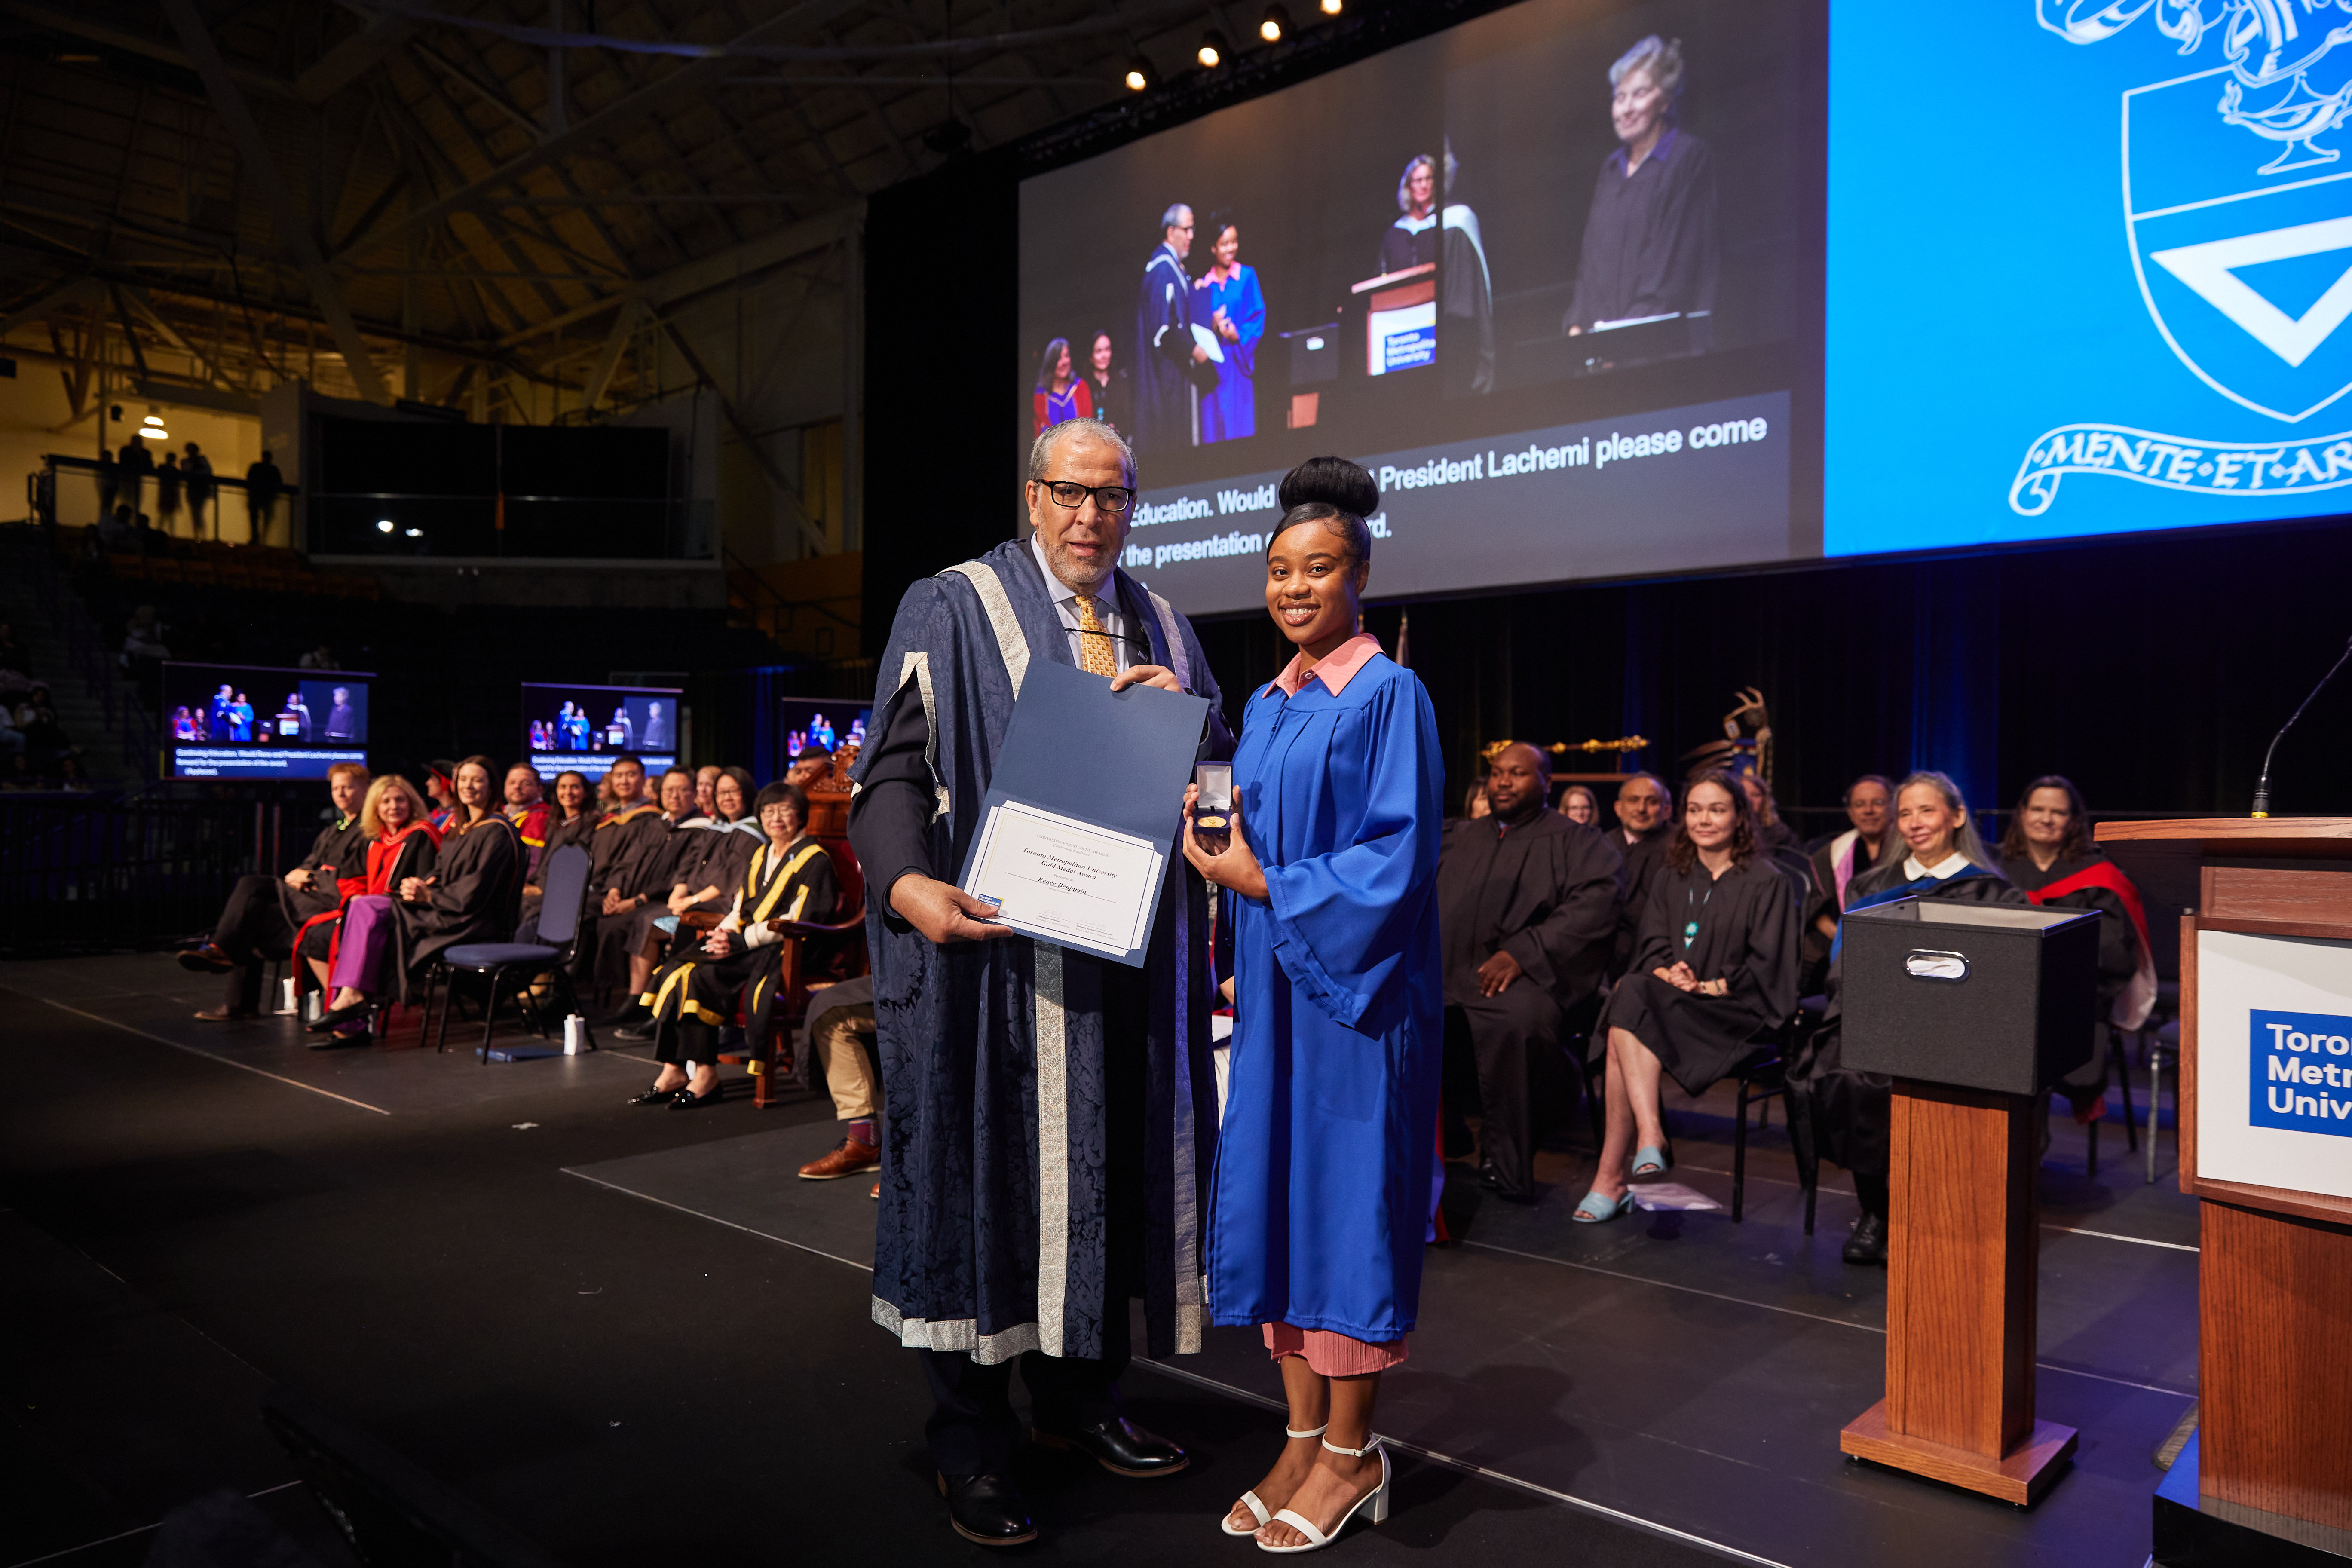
top-left (1484, 744), bottom-right (1550, 822)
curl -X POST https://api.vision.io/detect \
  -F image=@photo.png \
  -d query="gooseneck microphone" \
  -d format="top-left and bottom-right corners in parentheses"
top-left (2251, 634), bottom-right (2352, 818)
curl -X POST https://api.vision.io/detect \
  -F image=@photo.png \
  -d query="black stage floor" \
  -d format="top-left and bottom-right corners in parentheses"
top-left (1, 954), bottom-right (2195, 1566)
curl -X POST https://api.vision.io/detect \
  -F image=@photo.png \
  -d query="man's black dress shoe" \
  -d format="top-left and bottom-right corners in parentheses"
top-left (936, 1472), bottom-right (1037, 1547)
top-left (1843, 1211), bottom-right (1888, 1266)
top-left (1030, 1416), bottom-right (1189, 1479)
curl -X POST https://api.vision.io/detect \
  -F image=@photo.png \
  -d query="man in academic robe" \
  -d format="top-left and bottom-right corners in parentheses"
top-left (1805, 775), bottom-right (1893, 990)
top-left (851, 416), bottom-right (1230, 1547)
top-left (178, 763), bottom-right (370, 1019)
top-left (1133, 204), bottom-right (1210, 457)
top-left (517, 752), bottom-right (666, 970)
top-left (1437, 744), bottom-right (1626, 1201)
top-left (503, 763), bottom-right (551, 882)
top-left (593, 766), bottom-right (696, 1000)
top-left (1607, 772), bottom-right (1674, 979)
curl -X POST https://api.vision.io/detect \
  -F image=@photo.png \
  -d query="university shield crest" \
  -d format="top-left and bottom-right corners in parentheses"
top-left (2125, 63), bottom-right (2352, 423)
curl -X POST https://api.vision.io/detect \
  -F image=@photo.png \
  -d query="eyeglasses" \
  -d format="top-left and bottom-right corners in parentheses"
top-left (1039, 479), bottom-right (1135, 513)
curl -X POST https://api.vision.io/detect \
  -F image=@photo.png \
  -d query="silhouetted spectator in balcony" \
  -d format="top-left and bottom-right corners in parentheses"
top-left (0, 701), bottom-right (27, 776)
top-left (184, 443), bottom-right (214, 539)
top-left (123, 605), bottom-right (168, 656)
top-left (246, 451), bottom-right (284, 541)
top-left (156, 452), bottom-right (184, 532)
top-left (96, 504), bottom-right (132, 551)
top-left (118, 437), bottom-right (153, 511)
top-left (15, 686), bottom-right (78, 776)
top-left (0, 622), bottom-right (28, 677)
top-left (95, 447), bottom-right (119, 520)
top-left (298, 643), bottom-right (340, 671)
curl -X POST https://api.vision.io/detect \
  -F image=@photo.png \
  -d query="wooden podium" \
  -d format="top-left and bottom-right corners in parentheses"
top-left (1834, 899), bottom-right (2099, 1504)
top-left (2100, 819), bottom-right (2352, 1565)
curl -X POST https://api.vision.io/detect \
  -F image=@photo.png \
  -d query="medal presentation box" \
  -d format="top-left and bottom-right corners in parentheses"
top-left (2099, 819), bottom-right (2352, 1566)
top-left (1837, 898), bottom-right (2102, 1505)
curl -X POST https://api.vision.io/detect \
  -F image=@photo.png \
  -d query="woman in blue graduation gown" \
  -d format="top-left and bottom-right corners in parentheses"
top-left (1182, 457), bottom-right (1443, 1552)
top-left (1194, 211), bottom-right (1265, 444)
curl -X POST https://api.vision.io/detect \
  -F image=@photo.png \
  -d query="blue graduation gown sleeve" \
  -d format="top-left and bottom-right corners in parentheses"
top-left (1257, 671), bottom-right (1443, 1037)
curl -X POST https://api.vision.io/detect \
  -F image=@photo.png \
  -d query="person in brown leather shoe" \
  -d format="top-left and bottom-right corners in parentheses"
top-left (799, 1134), bottom-right (878, 1180)
top-left (798, 978), bottom-right (881, 1179)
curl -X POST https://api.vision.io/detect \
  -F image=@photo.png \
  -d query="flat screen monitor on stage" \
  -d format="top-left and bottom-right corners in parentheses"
top-left (521, 682), bottom-right (682, 781)
top-left (1017, 0), bottom-right (1817, 614)
top-left (1825, 7), bottom-right (2352, 555)
top-left (162, 662), bottom-right (371, 780)
top-left (778, 697), bottom-right (869, 768)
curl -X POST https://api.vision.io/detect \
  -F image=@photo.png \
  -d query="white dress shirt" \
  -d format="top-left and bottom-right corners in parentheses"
top-left (1027, 531), bottom-right (1133, 673)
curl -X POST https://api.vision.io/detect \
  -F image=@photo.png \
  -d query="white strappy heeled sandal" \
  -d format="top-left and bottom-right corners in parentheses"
top-left (1256, 1435), bottom-right (1390, 1553)
top-left (1220, 1424), bottom-right (1326, 1537)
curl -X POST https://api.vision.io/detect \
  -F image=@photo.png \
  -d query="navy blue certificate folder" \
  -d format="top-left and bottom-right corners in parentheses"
top-left (955, 658), bottom-right (1211, 967)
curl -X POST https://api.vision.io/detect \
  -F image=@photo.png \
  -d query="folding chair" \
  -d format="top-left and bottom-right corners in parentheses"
top-left (432, 844), bottom-right (596, 1063)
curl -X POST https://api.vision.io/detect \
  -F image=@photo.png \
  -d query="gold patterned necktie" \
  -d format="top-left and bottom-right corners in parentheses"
top-left (1074, 593), bottom-right (1118, 677)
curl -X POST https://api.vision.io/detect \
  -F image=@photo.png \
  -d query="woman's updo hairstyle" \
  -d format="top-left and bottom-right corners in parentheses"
top-left (1269, 456), bottom-right (1378, 567)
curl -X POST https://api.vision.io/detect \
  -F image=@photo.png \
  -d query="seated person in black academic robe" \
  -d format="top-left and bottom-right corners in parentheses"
top-left (1737, 769), bottom-right (1827, 979)
top-left (1577, 772), bottom-right (1799, 1222)
top-left (517, 770), bottom-right (597, 927)
top-left (1739, 772), bottom-right (1801, 858)
top-left (612, 767), bottom-right (764, 1042)
top-left (593, 766), bottom-right (695, 1008)
top-left (178, 763), bottom-right (369, 1020)
top-left (630, 782), bottom-right (838, 1109)
top-left (1606, 772), bottom-right (1674, 979)
top-left (516, 754), bottom-right (664, 975)
top-left (1807, 775), bottom-right (1895, 945)
top-left (1792, 772), bottom-right (2028, 1265)
top-left (1998, 775), bottom-right (2152, 1128)
top-left (1436, 743), bottom-right (1626, 1201)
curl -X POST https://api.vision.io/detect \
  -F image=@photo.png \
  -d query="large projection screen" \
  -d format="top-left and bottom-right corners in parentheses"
top-left (1017, 0), bottom-right (1818, 616)
top-left (1828, 6), bottom-right (2352, 553)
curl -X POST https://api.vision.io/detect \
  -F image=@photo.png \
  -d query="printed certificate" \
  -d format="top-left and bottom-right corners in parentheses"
top-left (962, 799), bottom-right (1165, 960)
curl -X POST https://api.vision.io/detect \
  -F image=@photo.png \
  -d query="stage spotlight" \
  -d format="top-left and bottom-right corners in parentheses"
top-left (1124, 56), bottom-right (1153, 91)
top-left (1259, 4), bottom-right (1290, 42)
top-left (1197, 29), bottom-right (1227, 68)
top-left (376, 520), bottom-right (395, 533)
top-left (1319, 0), bottom-right (1341, 14)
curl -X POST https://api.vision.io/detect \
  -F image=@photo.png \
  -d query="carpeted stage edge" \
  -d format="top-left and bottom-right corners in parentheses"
top-left (2, 954), bottom-right (2195, 1566)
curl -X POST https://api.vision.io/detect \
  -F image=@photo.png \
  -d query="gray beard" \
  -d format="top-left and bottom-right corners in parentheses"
top-left (1043, 542), bottom-right (1112, 594)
